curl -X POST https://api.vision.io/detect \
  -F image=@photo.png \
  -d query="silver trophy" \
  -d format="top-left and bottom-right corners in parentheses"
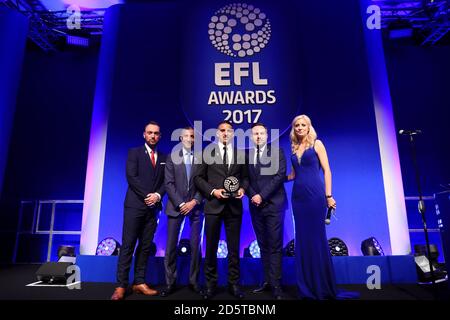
top-left (222, 176), bottom-right (240, 198)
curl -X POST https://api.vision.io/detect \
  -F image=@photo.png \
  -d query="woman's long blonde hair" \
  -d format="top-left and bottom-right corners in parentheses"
top-left (290, 114), bottom-right (317, 153)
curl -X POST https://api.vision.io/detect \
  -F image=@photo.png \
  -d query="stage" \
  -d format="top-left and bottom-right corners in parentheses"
top-left (1, 1), bottom-right (449, 312)
top-left (76, 256), bottom-right (417, 285)
top-left (0, 264), bottom-right (445, 301)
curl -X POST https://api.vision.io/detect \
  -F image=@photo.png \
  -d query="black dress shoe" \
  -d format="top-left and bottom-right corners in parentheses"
top-left (272, 286), bottom-right (283, 300)
top-left (160, 285), bottom-right (176, 297)
top-left (188, 284), bottom-right (204, 295)
top-left (203, 287), bottom-right (216, 300)
top-left (252, 282), bottom-right (271, 293)
top-left (228, 285), bottom-right (245, 299)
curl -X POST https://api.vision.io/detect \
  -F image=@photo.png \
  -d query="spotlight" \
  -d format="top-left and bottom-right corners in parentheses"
top-left (177, 239), bottom-right (191, 257)
top-left (57, 245), bottom-right (76, 263)
top-left (96, 238), bottom-right (121, 256)
top-left (328, 237), bottom-right (349, 256)
top-left (361, 237), bottom-right (384, 256)
top-left (414, 244), bottom-right (440, 265)
top-left (217, 240), bottom-right (228, 258)
top-left (244, 240), bottom-right (260, 258)
top-left (57, 245), bottom-right (75, 259)
top-left (283, 239), bottom-right (295, 257)
top-left (414, 254), bottom-right (447, 283)
top-left (414, 243), bottom-right (445, 271)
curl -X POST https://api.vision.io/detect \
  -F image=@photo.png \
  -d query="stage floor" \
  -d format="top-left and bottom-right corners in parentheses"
top-left (0, 264), bottom-right (448, 300)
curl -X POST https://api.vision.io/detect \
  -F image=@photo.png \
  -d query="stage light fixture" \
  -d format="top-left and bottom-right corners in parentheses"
top-left (57, 245), bottom-right (75, 259)
top-left (283, 239), bottom-right (295, 257)
top-left (57, 245), bottom-right (76, 263)
top-left (177, 239), bottom-right (191, 257)
top-left (414, 244), bottom-right (446, 274)
top-left (249, 240), bottom-right (261, 258)
top-left (414, 253), bottom-right (447, 283)
top-left (361, 237), bottom-right (384, 256)
top-left (244, 240), bottom-right (260, 258)
top-left (328, 237), bottom-right (349, 256)
top-left (96, 237), bottom-right (121, 256)
top-left (217, 240), bottom-right (228, 258)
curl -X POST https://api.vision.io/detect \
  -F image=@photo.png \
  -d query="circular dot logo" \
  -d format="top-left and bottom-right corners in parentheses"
top-left (208, 3), bottom-right (271, 58)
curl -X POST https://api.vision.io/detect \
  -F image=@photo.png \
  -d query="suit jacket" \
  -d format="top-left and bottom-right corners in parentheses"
top-left (194, 144), bottom-right (249, 215)
top-left (124, 146), bottom-right (167, 210)
top-left (164, 149), bottom-right (203, 217)
top-left (247, 144), bottom-right (288, 212)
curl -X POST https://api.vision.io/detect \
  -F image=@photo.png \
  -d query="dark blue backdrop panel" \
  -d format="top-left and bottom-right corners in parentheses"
top-left (97, 0), bottom-right (391, 256)
top-left (292, 0), bottom-right (390, 254)
top-left (97, 3), bottom-right (187, 255)
top-left (0, 8), bottom-right (28, 197)
top-left (180, 0), bottom-right (302, 134)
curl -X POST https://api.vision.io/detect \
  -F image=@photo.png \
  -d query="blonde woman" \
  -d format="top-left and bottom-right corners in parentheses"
top-left (287, 114), bottom-right (338, 299)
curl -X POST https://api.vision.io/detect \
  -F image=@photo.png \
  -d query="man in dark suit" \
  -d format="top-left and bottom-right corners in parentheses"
top-left (161, 126), bottom-right (204, 297)
top-left (194, 120), bottom-right (249, 299)
top-left (247, 123), bottom-right (287, 300)
top-left (111, 121), bottom-right (166, 300)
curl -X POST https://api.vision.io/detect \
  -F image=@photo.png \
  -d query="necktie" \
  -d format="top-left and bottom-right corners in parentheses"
top-left (185, 151), bottom-right (192, 188)
top-left (223, 145), bottom-right (228, 167)
top-left (255, 145), bottom-right (261, 174)
top-left (150, 149), bottom-right (156, 168)
top-left (256, 145), bottom-right (261, 166)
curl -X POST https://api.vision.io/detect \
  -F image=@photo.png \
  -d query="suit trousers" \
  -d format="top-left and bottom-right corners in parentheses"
top-left (204, 205), bottom-right (242, 288)
top-left (116, 206), bottom-right (158, 288)
top-left (250, 208), bottom-right (284, 287)
top-left (164, 210), bottom-right (203, 286)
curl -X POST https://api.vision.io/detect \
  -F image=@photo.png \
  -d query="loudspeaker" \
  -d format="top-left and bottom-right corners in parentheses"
top-left (35, 262), bottom-right (73, 284)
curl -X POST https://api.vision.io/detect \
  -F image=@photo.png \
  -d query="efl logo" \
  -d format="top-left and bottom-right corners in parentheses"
top-left (208, 3), bottom-right (271, 58)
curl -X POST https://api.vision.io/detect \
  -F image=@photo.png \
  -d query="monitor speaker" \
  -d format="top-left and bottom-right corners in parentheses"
top-left (35, 262), bottom-right (74, 284)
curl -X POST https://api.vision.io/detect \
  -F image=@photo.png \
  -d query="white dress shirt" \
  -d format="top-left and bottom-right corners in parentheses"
top-left (218, 141), bottom-right (233, 167)
top-left (254, 143), bottom-right (266, 165)
top-left (144, 143), bottom-right (158, 163)
top-left (210, 142), bottom-right (234, 196)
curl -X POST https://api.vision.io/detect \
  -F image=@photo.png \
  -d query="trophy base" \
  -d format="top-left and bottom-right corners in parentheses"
top-left (222, 191), bottom-right (239, 198)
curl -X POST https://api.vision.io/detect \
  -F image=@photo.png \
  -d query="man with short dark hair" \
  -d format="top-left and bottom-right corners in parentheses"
top-left (194, 120), bottom-right (249, 299)
top-left (161, 126), bottom-right (204, 297)
top-left (111, 121), bottom-right (166, 300)
top-left (247, 122), bottom-right (287, 300)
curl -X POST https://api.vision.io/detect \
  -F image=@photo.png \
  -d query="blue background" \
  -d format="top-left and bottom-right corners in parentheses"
top-left (97, 0), bottom-right (390, 257)
top-left (1, 1), bottom-right (449, 263)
